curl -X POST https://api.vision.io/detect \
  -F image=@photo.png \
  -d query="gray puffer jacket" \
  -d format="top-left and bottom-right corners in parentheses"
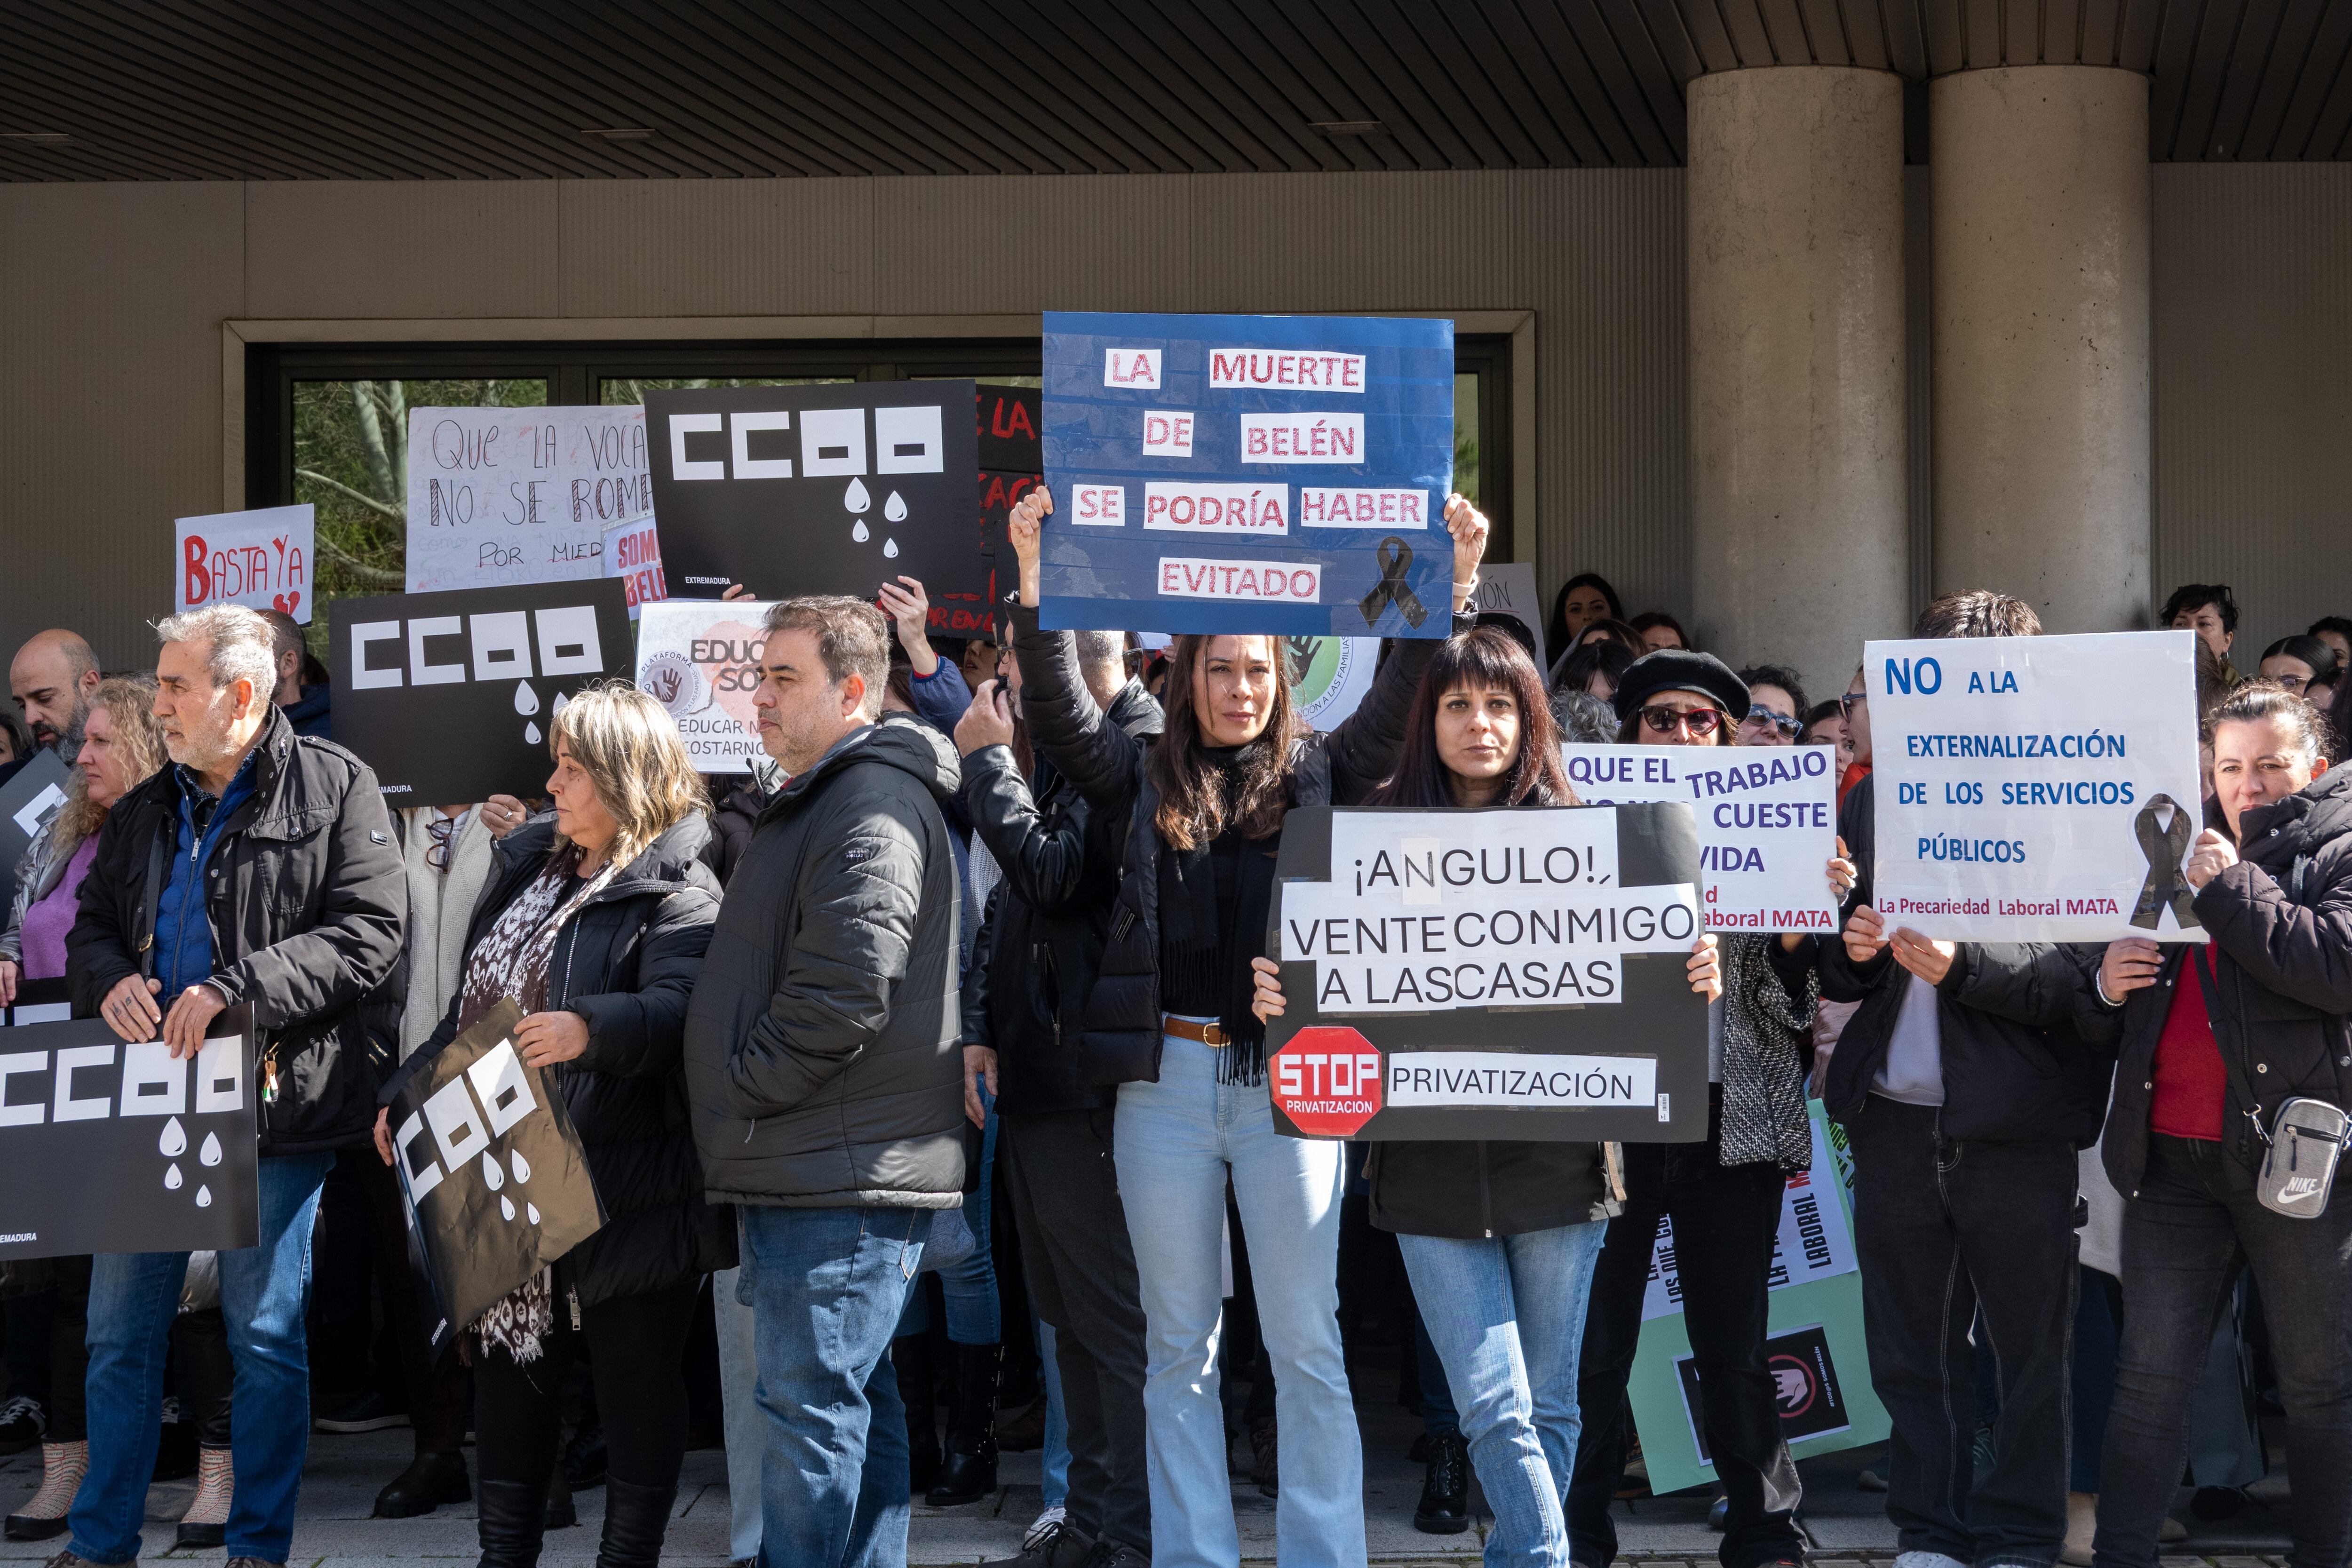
top-left (684, 714), bottom-right (967, 1209)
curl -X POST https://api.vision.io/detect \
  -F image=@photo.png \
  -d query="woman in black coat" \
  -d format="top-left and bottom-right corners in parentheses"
top-left (2090, 681), bottom-right (2352, 1568)
top-left (376, 684), bottom-right (726, 1568)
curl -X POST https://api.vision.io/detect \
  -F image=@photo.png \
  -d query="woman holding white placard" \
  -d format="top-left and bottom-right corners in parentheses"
top-left (1248, 626), bottom-right (1727, 1568)
top-left (1004, 484), bottom-right (1488, 1568)
top-left (1565, 649), bottom-right (1852, 1568)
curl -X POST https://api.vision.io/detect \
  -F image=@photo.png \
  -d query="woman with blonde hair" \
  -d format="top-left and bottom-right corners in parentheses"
top-left (1, 677), bottom-right (169, 1545)
top-left (375, 681), bottom-right (729, 1568)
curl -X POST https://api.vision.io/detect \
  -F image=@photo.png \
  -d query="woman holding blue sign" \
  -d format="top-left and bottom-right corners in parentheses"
top-left (1565, 651), bottom-right (1851, 1568)
top-left (1248, 627), bottom-right (1731, 1568)
top-left (1004, 485), bottom-right (1486, 1568)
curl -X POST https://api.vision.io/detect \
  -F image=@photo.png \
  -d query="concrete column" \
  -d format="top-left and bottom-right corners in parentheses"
top-left (1689, 66), bottom-right (1908, 702)
top-left (1932, 66), bottom-right (2152, 630)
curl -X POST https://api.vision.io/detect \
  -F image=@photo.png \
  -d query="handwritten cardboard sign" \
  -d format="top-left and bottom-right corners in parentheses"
top-left (635, 599), bottom-right (777, 775)
top-left (603, 517), bottom-right (667, 620)
top-left (405, 406), bottom-right (651, 593)
top-left (175, 505), bottom-right (315, 624)
top-left (1041, 312), bottom-right (1454, 638)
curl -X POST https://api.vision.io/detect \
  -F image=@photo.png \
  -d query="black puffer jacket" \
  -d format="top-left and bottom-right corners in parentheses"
top-left (68, 703), bottom-right (404, 1154)
top-left (1011, 601), bottom-right (1471, 1085)
top-left (1819, 773), bottom-right (2117, 1145)
top-left (960, 678), bottom-right (1165, 1115)
top-left (684, 715), bottom-right (967, 1209)
top-left (381, 814), bottom-right (730, 1307)
top-left (2102, 766), bottom-right (2352, 1194)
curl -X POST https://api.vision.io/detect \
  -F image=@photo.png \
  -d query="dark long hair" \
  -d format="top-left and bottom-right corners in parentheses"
top-left (1371, 628), bottom-right (1574, 810)
top-left (1147, 633), bottom-right (1295, 850)
top-left (1546, 571), bottom-right (1624, 656)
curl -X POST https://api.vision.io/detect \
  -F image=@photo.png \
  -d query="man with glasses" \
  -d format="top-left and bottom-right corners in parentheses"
top-left (1734, 665), bottom-right (1808, 747)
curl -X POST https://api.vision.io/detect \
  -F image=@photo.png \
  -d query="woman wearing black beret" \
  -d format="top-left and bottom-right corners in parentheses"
top-left (1565, 650), bottom-right (1854, 1568)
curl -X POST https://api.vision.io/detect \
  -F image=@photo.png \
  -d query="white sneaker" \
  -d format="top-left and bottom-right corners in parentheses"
top-left (1894, 1553), bottom-right (1969, 1568)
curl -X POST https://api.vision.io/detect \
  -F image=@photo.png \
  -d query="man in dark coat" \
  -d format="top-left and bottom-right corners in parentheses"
top-left (955, 628), bottom-right (1161, 1568)
top-left (60, 604), bottom-right (403, 1568)
top-left (1819, 591), bottom-right (2117, 1568)
top-left (683, 596), bottom-right (964, 1568)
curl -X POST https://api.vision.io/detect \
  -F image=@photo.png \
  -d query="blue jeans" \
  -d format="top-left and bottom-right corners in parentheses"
top-left (1399, 1223), bottom-right (1609, 1568)
top-left (1115, 1032), bottom-right (1363, 1568)
top-left (896, 1091), bottom-right (1000, 1344)
top-left (71, 1150), bottom-right (334, 1565)
top-left (739, 1204), bottom-right (932, 1568)
top-left (1036, 1317), bottom-right (1070, 1509)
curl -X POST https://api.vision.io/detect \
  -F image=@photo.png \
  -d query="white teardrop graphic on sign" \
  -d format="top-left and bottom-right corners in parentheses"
top-left (510, 1150), bottom-right (531, 1183)
top-left (884, 491), bottom-right (908, 523)
top-left (551, 693), bottom-right (569, 719)
top-left (844, 478), bottom-right (871, 514)
top-left (481, 1151), bottom-right (504, 1190)
top-left (159, 1117), bottom-right (187, 1157)
top-left (883, 539), bottom-right (900, 559)
top-left (526, 1202), bottom-right (542, 1225)
top-left (501, 1195), bottom-right (517, 1222)
top-left (524, 721), bottom-right (541, 746)
top-left (200, 1132), bottom-right (222, 1167)
top-left (165, 1163), bottom-right (183, 1190)
top-left (514, 681), bottom-right (540, 716)
top-left (195, 1186), bottom-right (213, 1208)
top-left (851, 520), bottom-right (870, 543)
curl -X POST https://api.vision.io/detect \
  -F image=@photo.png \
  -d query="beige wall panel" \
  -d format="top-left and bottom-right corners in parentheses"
top-left (558, 179), bottom-right (875, 317)
top-left (871, 175), bottom-right (1200, 315)
top-left (0, 184), bottom-right (246, 667)
top-left (2152, 163), bottom-right (2352, 656)
top-left (245, 181), bottom-right (559, 319)
top-left (1508, 167), bottom-right (1690, 629)
top-left (1183, 171), bottom-right (1517, 313)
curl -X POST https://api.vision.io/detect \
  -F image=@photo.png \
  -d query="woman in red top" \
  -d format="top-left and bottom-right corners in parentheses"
top-left (2089, 682), bottom-right (2352, 1568)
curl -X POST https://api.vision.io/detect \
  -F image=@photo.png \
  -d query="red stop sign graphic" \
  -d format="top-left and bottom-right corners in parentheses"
top-left (1272, 1027), bottom-right (1385, 1137)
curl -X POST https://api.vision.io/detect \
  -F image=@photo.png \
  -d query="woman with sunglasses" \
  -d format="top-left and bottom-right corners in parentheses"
top-left (1248, 627), bottom-right (1726, 1567)
top-left (1565, 650), bottom-right (1853, 1568)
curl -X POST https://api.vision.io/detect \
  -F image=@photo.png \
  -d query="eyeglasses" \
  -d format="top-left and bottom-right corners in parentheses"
top-left (1639, 705), bottom-right (1723, 737)
top-left (1740, 706), bottom-right (1802, 738)
top-left (426, 814), bottom-right (457, 873)
top-left (1839, 690), bottom-right (1868, 718)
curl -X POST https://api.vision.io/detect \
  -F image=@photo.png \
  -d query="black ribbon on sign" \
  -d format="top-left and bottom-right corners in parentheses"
top-left (2130, 793), bottom-right (2202, 931)
top-left (1360, 536), bottom-right (1428, 629)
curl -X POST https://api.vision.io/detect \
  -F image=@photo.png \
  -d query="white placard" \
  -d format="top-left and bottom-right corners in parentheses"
top-left (603, 518), bottom-right (667, 621)
top-left (1867, 630), bottom-right (2207, 943)
top-left (405, 407), bottom-right (651, 593)
top-left (1287, 635), bottom-right (1376, 732)
top-left (1561, 743), bottom-right (1840, 934)
top-left (175, 505), bottom-right (315, 624)
top-left (1278, 808), bottom-right (1700, 1013)
top-left (634, 599), bottom-right (777, 775)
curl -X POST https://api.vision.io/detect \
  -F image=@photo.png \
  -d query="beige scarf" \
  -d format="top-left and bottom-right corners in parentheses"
top-left (399, 805), bottom-right (496, 1061)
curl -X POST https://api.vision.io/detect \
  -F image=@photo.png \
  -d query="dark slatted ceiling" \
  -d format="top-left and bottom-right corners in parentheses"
top-left (0, 0), bottom-right (2346, 181)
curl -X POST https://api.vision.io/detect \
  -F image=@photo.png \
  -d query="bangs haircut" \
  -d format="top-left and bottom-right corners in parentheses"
top-left (1374, 627), bottom-right (1573, 810)
top-left (1148, 633), bottom-right (1294, 851)
top-left (548, 681), bottom-right (709, 868)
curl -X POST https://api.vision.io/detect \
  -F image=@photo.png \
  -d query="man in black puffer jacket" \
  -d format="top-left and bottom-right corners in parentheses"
top-left (956, 628), bottom-right (1161, 1568)
top-left (63, 605), bottom-right (403, 1568)
top-left (683, 596), bottom-right (964, 1567)
top-left (1818, 591), bottom-right (2118, 1568)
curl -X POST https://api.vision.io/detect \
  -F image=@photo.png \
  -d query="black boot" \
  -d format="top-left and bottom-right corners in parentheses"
top-left (596, 1477), bottom-right (677, 1568)
top-left (926, 1341), bottom-right (1002, 1506)
top-left (895, 1335), bottom-right (941, 1494)
top-left (1413, 1427), bottom-right (1470, 1534)
top-left (544, 1469), bottom-right (577, 1529)
top-left (374, 1450), bottom-right (471, 1519)
top-left (475, 1478), bottom-right (550, 1568)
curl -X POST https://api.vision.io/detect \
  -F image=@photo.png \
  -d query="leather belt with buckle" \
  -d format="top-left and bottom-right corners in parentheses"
top-left (1162, 1015), bottom-right (1231, 1047)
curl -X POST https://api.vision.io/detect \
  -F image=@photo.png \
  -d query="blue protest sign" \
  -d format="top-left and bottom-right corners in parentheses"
top-left (1040, 311), bottom-right (1454, 638)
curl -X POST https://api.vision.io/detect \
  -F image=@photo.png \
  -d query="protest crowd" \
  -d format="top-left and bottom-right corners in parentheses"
top-left (0, 443), bottom-right (2349, 1568)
